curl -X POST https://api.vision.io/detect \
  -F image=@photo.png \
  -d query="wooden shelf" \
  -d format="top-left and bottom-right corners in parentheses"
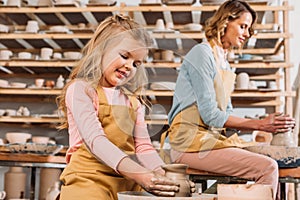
top-left (0, 60), bottom-right (76, 67)
top-left (0, 116), bottom-right (61, 123)
top-left (0, 5), bottom-right (293, 13)
top-left (0, 88), bottom-right (61, 95)
top-left (0, 116), bottom-right (168, 125)
top-left (0, 88), bottom-right (295, 98)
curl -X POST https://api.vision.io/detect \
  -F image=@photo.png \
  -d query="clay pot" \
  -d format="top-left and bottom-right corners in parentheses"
top-left (161, 164), bottom-right (191, 197)
top-left (4, 167), bottom-right (27, 199)
top-left (271, 130), bottom-right (295, 147)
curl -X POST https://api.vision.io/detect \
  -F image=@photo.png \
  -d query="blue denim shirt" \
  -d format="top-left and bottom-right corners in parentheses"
top-left (168, 43), bottom-right (233, 128)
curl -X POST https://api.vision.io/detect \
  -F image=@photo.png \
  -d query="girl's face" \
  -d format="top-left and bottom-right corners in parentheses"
top-left (100, 37), bottom-right (148, 88)
top-left (221, 12), bottom-right (253, 49)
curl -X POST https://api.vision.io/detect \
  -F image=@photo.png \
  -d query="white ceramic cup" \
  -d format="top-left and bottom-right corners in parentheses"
top-left (0, 79), bottom-right (9, 87)
top-left (35, 78), bottom-right (45, 88)
top-left (248, 80), bottom-right (257, 89)
top-left (0, 109), bottom-right (5, 116)
top-left (23, 0), bottom-right (38, 5)
top-left (37, 0), bottom-right (52, 6)
top-left (32, 136), bottom-right (49, 144)
top-left (25, 20), bottom-right (39, 33)
top-left (53, 52), bottom-right (62, 59)
top-left (6, 0), bottom-right (21, 6)
top-left (5, 109), bottom-right (17, 116)
top-left (49, 25), bottom-right (68, 33)
top-left (18, 52), bottom-right (32, 59)
top-left (141, 0), bottom-right (157, 3)
top-left (0, 50), bottom-right (13, 60)
top-left (268, 81), bottom-right (277, 89)
top-left (0, 191), bottom-right (6, 200)
top-left (236, 72), bottom-right (250, 89)
top-left (161, 50), bottom-right (174, 62)
top-left (155, 19), bottom-right (165, 31)
top-left (0, 24), bottom-right (9, 33)
top-left (40, 47), bottom-right (53, 60)
top-left (63, 51), bottom-right (82, 59)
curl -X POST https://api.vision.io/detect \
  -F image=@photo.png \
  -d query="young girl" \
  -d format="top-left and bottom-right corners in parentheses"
top-left (57, 14), bottom-right (180, 200)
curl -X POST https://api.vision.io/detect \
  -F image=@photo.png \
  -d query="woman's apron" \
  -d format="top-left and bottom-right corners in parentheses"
top-left (60, 87), bottom-right (142, 200)
top-left (161, 43), bottom-right (255, 153)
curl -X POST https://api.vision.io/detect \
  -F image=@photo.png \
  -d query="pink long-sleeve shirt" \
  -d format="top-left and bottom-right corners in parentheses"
top-left (65, 80), bottom-right (164, 172)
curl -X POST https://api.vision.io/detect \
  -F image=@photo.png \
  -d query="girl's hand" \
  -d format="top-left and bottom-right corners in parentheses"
top-left (260, 113), bottom-right (295, 133)
top-left (189, 180), bottom-right (196, 193)
top-left (138, 172), bottom-right (179, 197)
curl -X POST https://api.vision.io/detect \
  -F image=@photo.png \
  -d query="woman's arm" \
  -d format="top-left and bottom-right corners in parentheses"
top-left (224, 113), bottom-right (295, 133)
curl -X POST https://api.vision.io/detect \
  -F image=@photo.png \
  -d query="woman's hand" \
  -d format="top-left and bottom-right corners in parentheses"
top-left (260, 112), bottom-right (295, 133)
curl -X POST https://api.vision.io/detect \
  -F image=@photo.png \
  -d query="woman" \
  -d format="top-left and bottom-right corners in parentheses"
top-left (163, 1), bottom-right (295, 199)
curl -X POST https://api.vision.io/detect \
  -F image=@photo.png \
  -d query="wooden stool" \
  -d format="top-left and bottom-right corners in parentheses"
top-left (187, 167), bottom-right (300, 199)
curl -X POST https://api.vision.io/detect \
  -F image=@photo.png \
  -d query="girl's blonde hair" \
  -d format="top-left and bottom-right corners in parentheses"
top-left (57, 14), bottom-right (153, 129)
top-left (205, 0), bottom-right (257, 47)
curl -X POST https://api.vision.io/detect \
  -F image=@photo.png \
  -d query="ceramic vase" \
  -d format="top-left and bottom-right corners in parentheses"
top-left (39, 168), bottom-right (62, 200)
top-left (4, 167), bottom-right (27, 199)
top-left (271, 130), bottom-right (295, 147)
top-left (161, 164), bottom-right (191, 197)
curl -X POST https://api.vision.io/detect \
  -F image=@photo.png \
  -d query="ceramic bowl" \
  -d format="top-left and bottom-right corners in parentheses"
top-left (0, 109), bottom-right (5, 116)
top-left (0, 79), bottom-right (9, 87)
top-left (183, 23), bottom-right (202, 31)
top-left (63, 51), bottom-right (82, 59)
top-left (6, 132), bottom-right (32, 144)
top-left (10, 82), bottom-right (27, 88)
top-left (5, 109), bottom-right (17, 116)
top-left (32, 136), bottom-right (50, 144)
top-left (49, 25), bottom-right (69, 33)
top-left (252, 130), bottom-right (272, 145)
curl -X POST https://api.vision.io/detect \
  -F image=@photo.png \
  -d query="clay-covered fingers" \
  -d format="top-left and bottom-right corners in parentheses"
top-left (144, 176), bottom-right (179, 197)
top-left (189, 180), bottom-right (196, 193)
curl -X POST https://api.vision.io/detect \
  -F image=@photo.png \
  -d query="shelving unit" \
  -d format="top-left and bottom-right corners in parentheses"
top-left (0, 1), bottom-right (294, 128)
top-left (0, 1), bottom-right (296, 199)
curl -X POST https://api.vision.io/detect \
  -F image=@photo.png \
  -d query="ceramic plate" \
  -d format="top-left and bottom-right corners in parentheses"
top-left (4, 143), bottom-right (63, 155)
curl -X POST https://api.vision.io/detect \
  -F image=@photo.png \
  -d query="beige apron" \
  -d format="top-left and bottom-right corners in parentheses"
top-left (161, 43), bottom-right (255, 153)
top-left (60, 87), bottom-right (142, 200)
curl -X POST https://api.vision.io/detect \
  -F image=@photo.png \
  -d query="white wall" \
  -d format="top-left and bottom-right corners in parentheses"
top-left (289, 0), bottom-right (300, 86)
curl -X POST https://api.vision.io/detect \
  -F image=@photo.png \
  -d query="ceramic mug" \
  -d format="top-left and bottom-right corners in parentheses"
top-left (155, 19), bottom-right (165, 31)
top-left (35, 78), bottom-right (45, 88)
top-left (0, 191), bottom-right (6, 200)
top-left (18, 52), bottom-right (32, 59)
top-left (236, 72), bottom-right (250, 89)
top-left (53, 52), bottom-right (62, 59)
top-left (40, 47), bottom-right (53, 60)
top-left (6, 0), bottom-right (21, 6)
top-left (268, 81), bottom-right (277, 89)
top-left (0, 50), bottom-right (13, 60)
top-left (161, 50), bottom-right (174, 62)
top-left (25, 20), bottom-right (39, 33)
top-left (0, 24), bottom-right (9, 33)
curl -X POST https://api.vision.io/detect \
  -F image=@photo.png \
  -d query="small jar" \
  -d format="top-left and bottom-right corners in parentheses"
top-left (4, 167), bottom-right (27, 199)
top-left (271, 130), bottom-right (295, 147)
top-left (161, 164), bottom-right (191, 197)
